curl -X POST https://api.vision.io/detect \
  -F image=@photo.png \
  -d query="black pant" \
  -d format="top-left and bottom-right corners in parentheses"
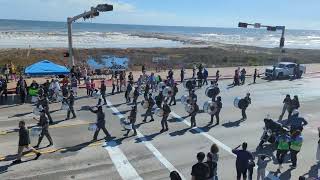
top-left (112, 84), bottom-right (115, 94)
top-left (126, 119), bottom-right (137, 135)
top-left (236, 168), bottom-right (247, 180)
top-left (203, 78), bottom-right (208, 85)
top-left (101, 93), bottom-right (107, 104)
top-left (20, 92), bottom-right (26, 103)
top-left (276, 149), bottom-right (288, 165)
top-left (211, 111), bottom-right (220, 124)
top-left (37, 128), bottom-right (53, 146)
top-left (133, 97), bottom-right (138, 105)
top-left (191, 115), bottom-right (196, 127)
top-left (67, 106), bottom-right (76, 119)
top-left (197, 79), bottom-right (202, 88)
top-left (169, 96), bottom-right (176, 105)
top-left (180, 76), bottom-right (184, 83)
top-left (44, 107), bottom-right (53, 123)
top-left (161, 116), bottom-right (169, 130)
top-left (253, 76), bottom-right (257, 83)
top-left (87, 89), bottom-right (90, 95)
top-left (290, 150), bottom-right (299, 166)
top-left (93, 127), bottom-right (110, 140)
top-left (241, 108), bottom-right (247, 119)
top-left (144, 108), bottom-right (154, 121)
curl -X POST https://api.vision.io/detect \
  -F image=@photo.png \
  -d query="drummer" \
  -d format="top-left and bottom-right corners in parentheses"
top-left (37, 94), bottom-right (53, 124)
top-left (241, 93), bottom-right (251, 120)
top-left (189, 89), bottom-right (197, 104)
top-left (89, 106), bottom-right (111, 141)
top-left (190, 100), bottom-right (199, 127)
top-left (132, 86), bottom-right (140, 105)
top-left (161, 100), bottom-right (171, 132)
top-left (210, 96), bottom-right (222, 125)
top-left (125, 105), bottom-right (137, 136)
top-left (34, 109), bottom-right (53, 148)
top-left (169, 83), bottom-right (178, 106)
top-left (65, 90), bottom-right (76, 120)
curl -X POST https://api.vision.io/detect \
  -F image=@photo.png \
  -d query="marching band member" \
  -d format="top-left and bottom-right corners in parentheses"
top-left (99, 80), bottom-right (107, 105)
top-left (34, 109), bottom-right (53, 148)
top-left (125, 105), bottom-right (137, 136)
top-left (89, 106), bottom-right (111, 141)
top-left (169, 83), bottom-right (178, 106)
top-left (210, 96), bottom-right (222, 125)
top-left (37, 94), bottom-right (53, 124)
top-left (241, 93), bottom-right (251, 120)
top-left (190, 100), bottom-right (199, 127)
top-left (143, 93), bottom-right (155, 122)
top-left (155, 91), bottom-right (164, 108)
top-left (160, 100), bottom-right (171, 132)
top-left (65, 90), bottom-right (76, 120)
top-left (125, 82), bottom-right (133, 103)
top-left (132, 86), bottom-right (140, 105)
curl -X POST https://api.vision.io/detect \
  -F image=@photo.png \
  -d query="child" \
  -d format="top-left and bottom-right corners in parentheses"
top-left (248, 159), bottom-right (255, 180)
top-left (257, 154), bottom-right (271, 180)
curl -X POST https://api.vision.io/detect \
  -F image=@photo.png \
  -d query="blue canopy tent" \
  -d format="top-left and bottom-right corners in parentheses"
top-left (24, 60), bottom-right (70, 76)
top-left (87, 56), bottom-right (129, 71)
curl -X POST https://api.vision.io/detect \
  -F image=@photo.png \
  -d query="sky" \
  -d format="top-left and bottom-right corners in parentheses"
top-left (0, 0), bottom-right (320, 30)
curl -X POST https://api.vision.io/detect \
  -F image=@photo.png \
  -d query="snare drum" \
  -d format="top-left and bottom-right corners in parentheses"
top-left (30, 126), bottom-right (42, 137)
top-left (88, 123), bottom-right (97, 131)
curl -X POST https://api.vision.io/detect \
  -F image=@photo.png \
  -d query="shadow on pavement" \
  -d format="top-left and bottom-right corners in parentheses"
top-left (301, 163), bottom-right (320, 179)
top-left (222, 119), bottom-right (246, 128)
top-left (135, 132), bottom-right (162, 143)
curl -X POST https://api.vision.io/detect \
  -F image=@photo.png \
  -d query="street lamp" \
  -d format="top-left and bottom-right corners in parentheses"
top-left (238, 22), bottom-right (286, 63)
top-left (67, 4), bottom-right (113, 67)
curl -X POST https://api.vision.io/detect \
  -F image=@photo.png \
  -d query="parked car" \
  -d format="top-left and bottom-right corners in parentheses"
top-left (265, 62), bottom-right (306, 79)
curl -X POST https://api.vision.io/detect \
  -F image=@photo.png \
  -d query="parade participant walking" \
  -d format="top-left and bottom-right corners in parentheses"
top-left (144, 83), bottom-right (150, 100)
top-left (169, 83), bottom-right (178, 106)
top-left (189, 89), bottom-right (198, 104)
top-left (89, 106), bottom-right (111, 141)
top-left (99, 80), bottom-right (107, 105)
top-left (125, 105), bottom-right (137, 136)
top-left (210, 96), bottom-right (222, 125)
top-left (12, 121), bottom-right (41, 164)
top-left (290, 130), bottom-right (303, 168)
top-left (291, 95), bottom-right (300, 111)
top-left (65, 91), bottom-right (76, 120)
top-left (215, 70), bottom-right (220, 83)
top-left (34, 109), bottom-right (53, 148)
top-left (4, 64), bottom-right (9, 82)
top-left (128, 72), bottom-right (134, 84)
top-left (90, 79), bottom-right (96, 96)
top-left (132, 86), bottom-right (140, 105)
top-left (232, 142), bottom-right (254, 180)
top-left (143, 93), bottom-right (155, 122)
top-left (70, 75), bottom-right (78, 96)
top-left (275, 129), bottom-right (290, 170)
top-left (285, 110), bottom-right (308, 133)
top-left (279, 94), bottom-right (292, 121)
top-left (149, 73), bottom-right (157, 92)
top-left (16, 76), bottom-right (28, 104)
top-left (160, 100), bottom-right (171, 132)
top-left (111, 75), bottom-right (116, 95)
top-left (180, 67), bottom-right (185, 83)
top-left (125, 83), bottom-right (133, 103)
top-left (253, 69), bottom-right (258, 84)
top-left (191, 152), bottom-right (210, 180)
top-left (203, 68), bottom-right (209, 85)
top-left (197, 70), bottom-right (203, 88)
top-left (209, 143), bottom-right (219, 180)
top-left (241, 93), bottom-right (251, 120)
top-left (155, 91), bottom-right (164, 108)
top-left (85, 76), bottom-right (91, 96)
top-left (190, 100), bottom-right (199, 127)
top-left (240, 68), bottom-right (246, 85)
top-left (37, 94), bottom-right (54, 124)
top-left (168, 68), bottom-right (174, 80)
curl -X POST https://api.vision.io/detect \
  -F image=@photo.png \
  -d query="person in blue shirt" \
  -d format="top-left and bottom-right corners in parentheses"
top-left (285, 110), bottom-right (308, 134)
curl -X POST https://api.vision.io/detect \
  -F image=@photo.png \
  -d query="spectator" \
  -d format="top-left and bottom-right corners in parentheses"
top-left (191, 152), bottom-right (209, 180)
top-left (10, 62), bottom-right (17, 81)
top-left (232, 142), bottom-right (254, 180)
top-left (4, 64), bottom-right (9, 82)
top-left (256, 154), bottom-right (271, 180)
top-left (206, 152), bottom-right (218, 180)
top-left (170, 171), bottom-right (182, 180)
top-left (16, 76), bottom-right (28, 104)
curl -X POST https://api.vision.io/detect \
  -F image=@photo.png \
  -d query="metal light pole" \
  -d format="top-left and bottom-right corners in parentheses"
top-left (238, 22), bottom-right (286, 63)
top-left (67, 4), bottom-right (113, 67)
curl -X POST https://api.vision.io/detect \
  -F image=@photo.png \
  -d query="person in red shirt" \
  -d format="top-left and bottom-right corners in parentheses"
top-left (90, 79), bottom-right (95, 96)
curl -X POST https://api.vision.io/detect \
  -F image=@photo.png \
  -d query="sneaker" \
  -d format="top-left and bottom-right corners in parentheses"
top-left (65, 118), bottom-right (69, 120)
top-left (48, 143), bottom-right (53, 147)
top-left (71, 116), bottom-right (76, 119)
top-left (12, 159), bottom-right (22, 164)
top-left (150, 119), bottom-right (154, 122)
top-left (142, 120), bottom-right (147, 123)
top-left (34, 152), bottom-right (41, 160)
top-left (33, 145), bottom-right (39, 149)
top-left (160, 129), bottom-right (165, 133)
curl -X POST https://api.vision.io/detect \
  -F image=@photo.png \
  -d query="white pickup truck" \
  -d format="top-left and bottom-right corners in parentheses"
top-left (265, 62), bottom-right (306, 79)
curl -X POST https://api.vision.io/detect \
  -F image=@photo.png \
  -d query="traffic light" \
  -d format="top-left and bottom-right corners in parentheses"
top-left (93, 11), bottom-right (99, 17)
top-left (280, 37), bottom-right (285, 48)
top-left (238, 22), bottom-right (248, 28)
top-left (96, 4), bottom-right (113, 12)
top-left (64, 52), bottom-right (69, 57)
top-left (267, 26), bottom-right (277, 31)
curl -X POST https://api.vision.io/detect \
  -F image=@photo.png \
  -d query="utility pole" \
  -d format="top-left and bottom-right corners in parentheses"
top-left (238, 22), bottom-right (286, 63)
top-left (67, 4), bottom-right (113, 67)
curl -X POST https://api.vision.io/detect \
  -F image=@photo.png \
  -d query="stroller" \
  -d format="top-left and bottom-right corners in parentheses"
top-left (258, 118), bottom-right (288, 148)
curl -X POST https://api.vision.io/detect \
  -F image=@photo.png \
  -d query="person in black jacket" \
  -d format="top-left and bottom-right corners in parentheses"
top-left (125, 83), bottom-right (133, 103)
top-left (241, 93), bottom-right (251, 120)
top-left (128, 72), bottom-right (134, 84)
top-left (155, 91), bottom-right (164, 108)
top-left (210, 96), bottom-right (222, 125)
top-left (125, 105), bottom-right (137, 136)
top-left (144, 83), bottom-right (150, 100)
top-left (89, 106), bottom-right (111, 141)
top-left (99, 80), bottom-right (107, 105)
top-left (169, 83), bottom-right (178, 106)
top-left (143, 93), bottom-right (155, 122)
top-left (65, 91), bottom-right (76, 120)
top-left (0, 75), bottom-right (8, 99)
top-left (12, 121), bottom-right (41, 164)
top-left (37, 94), bottom-right (54, 124)
top-left (34, 110), bottom-right (53, 148)
top-left (16, 76), bottom-right (28, 104)
top-left (132, 86), bottom-right (140, 105)
top-left (160, 100), bottom-right (171, 132)
top-left (190, 100), bottom-right (199, 127)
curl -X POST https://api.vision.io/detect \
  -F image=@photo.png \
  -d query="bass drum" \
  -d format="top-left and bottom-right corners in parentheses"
top-left (233, 97), bottom-right (241, 108)
top-left (183, 80), bottom-right (193, 89)
top-left (180, 94), bottom-right (189, 105)
top-left (203, 101), bottom-right (218, 115)
top-left (185, 104), bottom-right (194, 114)
top-left (234, 97), bottom-right (247, 109)
top-left (141, 100), bottom-right (149, 109)
top-left (163, 86), bottom-right (173, 97)
top-left (129, 88), bottom-right (135, 98)
top-left (205, 87), bottom-right (220, 98)
top-left (154, 108), bottom-right (164, 117)
top-left (93, 91), bottom-right (101, 99)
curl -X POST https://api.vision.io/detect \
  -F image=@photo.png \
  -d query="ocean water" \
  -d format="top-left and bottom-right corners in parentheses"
top-left (1, 19), bottom-right (320, 49)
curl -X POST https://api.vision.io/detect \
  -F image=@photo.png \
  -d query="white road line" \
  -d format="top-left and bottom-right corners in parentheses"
top-left (170, 112), bottom-right (280, 180)
top-left (104, 140), bottom-right (143, 180)
top-left (106, 99), bottom-right (186, 180)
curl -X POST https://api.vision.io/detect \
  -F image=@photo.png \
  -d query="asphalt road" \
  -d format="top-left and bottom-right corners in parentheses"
top-left (1, 75), bottom-right (320, 180)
